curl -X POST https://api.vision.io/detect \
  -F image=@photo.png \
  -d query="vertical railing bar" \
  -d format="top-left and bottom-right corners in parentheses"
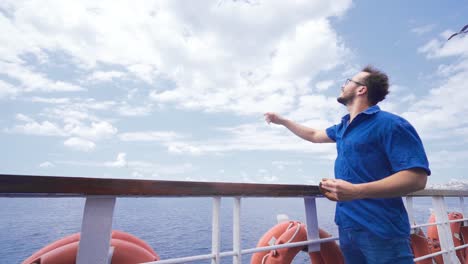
top-left (76, 196), bottom-right (116, 264)
top-left (406, 196), bottom-right (416, 232)
top-left (233, 197), bottom-right (242, 264)
top-left (212, 197), bottom-right (221, 264)
top-left (405, 196), bottom-right (413, 223)
top-left (460, 196), bottom-right (468, 226)
top-left (304, 197), bottom-right (320, 252)
top-left (432, 196), bottom-right (460, 264)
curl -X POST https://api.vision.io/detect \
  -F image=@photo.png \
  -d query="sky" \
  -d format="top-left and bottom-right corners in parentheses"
top-left (1, 0), bottom-right (468, 187)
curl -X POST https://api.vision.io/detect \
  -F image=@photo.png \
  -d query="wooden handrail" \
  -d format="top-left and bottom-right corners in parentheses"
top-left (0, 174), bottom-right (321, 197)
top-left (410, 188), bottom-right (468, 197)
top-left (1, 174), bottom-right (467, 198)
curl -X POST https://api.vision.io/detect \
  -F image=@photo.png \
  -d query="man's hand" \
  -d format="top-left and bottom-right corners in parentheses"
top-left (264, 113), bottom-right (333, 143)
top-left (264, 112), bottom-right (284, 125)
top-left (319, 178), bottom-right (363, 201)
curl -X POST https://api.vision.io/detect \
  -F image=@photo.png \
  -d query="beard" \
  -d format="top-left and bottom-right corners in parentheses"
top-left (337, 93), bottom-right (355, 106)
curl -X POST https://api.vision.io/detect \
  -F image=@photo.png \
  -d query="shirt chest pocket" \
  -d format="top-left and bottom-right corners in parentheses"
top-left (344, 140), bottom-right (375, 156)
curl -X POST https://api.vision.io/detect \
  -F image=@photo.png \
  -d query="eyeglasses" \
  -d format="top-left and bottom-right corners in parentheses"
top-left (344, 78), bottom-right (365, 87)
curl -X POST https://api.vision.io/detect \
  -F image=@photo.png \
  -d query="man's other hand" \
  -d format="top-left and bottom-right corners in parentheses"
top-left (319, 178), bottom-right (363, 201)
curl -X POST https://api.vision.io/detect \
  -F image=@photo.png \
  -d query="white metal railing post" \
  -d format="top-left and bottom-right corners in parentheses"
top-left (432, 196), bottom-right (460, 264)
top-left (304, 197), bottom-right (320, 252)
top-left (76, 196), bottom-right (116, 264)
top-left (405, 197), bottom-right (416, 233)
top-left (212, 197), bottom-right (221, 264)
top-left (461, 197), bottom-right (468, 226)
top-left (233, 197), bottom-right (242, 264)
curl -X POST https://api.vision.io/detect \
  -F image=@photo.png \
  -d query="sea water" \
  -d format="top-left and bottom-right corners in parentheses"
top-left (0, 197), bottom-right (462, 263)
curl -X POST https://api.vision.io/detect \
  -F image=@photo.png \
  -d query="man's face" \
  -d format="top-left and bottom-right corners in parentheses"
top-left (337, 72), bottom-right (368, 106)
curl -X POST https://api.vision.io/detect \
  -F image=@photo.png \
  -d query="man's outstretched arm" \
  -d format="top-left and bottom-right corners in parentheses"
top-left (264, 112), bottom-right (334, 143)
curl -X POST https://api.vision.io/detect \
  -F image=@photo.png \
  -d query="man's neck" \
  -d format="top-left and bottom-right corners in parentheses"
top-left (347, 102), bottom-right (371, 123)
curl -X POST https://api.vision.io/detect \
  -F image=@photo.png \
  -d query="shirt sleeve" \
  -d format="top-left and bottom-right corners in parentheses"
top-left (385, 121), bottom-right (431, 176)
top-left (326, 125), bottom-right (337, 142)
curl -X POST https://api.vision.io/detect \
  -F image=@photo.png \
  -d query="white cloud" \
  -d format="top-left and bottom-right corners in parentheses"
top-left (105, 152), bottom-right (127, 168)
top-left (132, 171), bottom-right (144, 178)
top-left (66, 121), bottom-right (117, 140)
top-left (167, 142), bottom-right (202, 155)
top-left (86, 70), bottom-right (127, 82)
top-left (7, 98), bottom-right (122, 158)
top-left (257, 169), bottom-right (278, 182)
top-left (289, 94), bottom-right (344, 123)
top-left (12, 114), bottom-right (65, 136)
top-left (315, 80), bottom-right (335, 91)
top-left (0, 0), bottom-right (352, 116)
top-left (119, 131), bottom-right (181, 142)
top-left (59, 156), bottom-right (194, 177)
top-left (28, 99), bottom-right (116, 126)
top-left (388, 29), bottom-right (468, 184)
top-left (0, 0), bottom-right (364, 183)
top-left (64, 137), bottom-right (96, 152)
top-left (379, 85), bottom-right (417, 113)
top-left (149, 89), bottom-right (186, 104)
top-left (401, 63), bottom-right (468, 140)
top-left (436, 62), bottom-right (468, 77)
top-left (117, 103), bottom-right (153, 116)
top-left (128, 64), bottom-right (158, 84)
top-left (129, 161), bottom-right (195, 177)
top-left (39, 161), bottom-right (55, 168)
top-left (11, 112), bottom-right (118, 141)
top-left (271, 19), bottom-right (348, 80)
top-left (15, 113), bottom-right (32, 122)
top-left (30, 97), bottom-right (71, 104)
top-left (427, 150), bottom-right (468, 170)
top-left (427, 179), bottom-right (468, 190)
top-left (126, 88), bottom-right (139, 100)
top-left (0, 79), bottom-right (19, 98)
top-left (79, 100), bottom-right (117, 111)
top-left (418, 32), bottom-right (468, 59)
top-left (45, 107), bottom-right (95, 122)
top-left (405, 32), bottom-right (468, 142)
top-left (272, 160), bottom-right (303, 170)
top-left (136, 123), bottom-right (337, 157)
top-left (0, 61), bottom-right (84, 93)
top-left (118, 121), bottom-right (337, 157)
top-left (411, 24), bottom-right (436, 35)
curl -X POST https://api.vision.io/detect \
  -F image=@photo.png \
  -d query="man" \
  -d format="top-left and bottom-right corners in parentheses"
top-left (264, 66), bottom-right (430, 264)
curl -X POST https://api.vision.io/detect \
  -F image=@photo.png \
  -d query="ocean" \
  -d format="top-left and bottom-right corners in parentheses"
top-left (0, 196), bottom-right (461, 264)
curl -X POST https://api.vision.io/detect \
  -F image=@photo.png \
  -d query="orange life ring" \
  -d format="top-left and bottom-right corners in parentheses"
top-left (308, 228), bottom-right (344, 264)
top-left (427, 212), bottom-right (466, 264)
top-left (460, 225), bottom-right (468, 264)
top-left (22, 230), bottom-right (159, 264)
top-left (251, 221), bottom-right (344, 264)
top-left (410, 228), bottom-right (432, 264)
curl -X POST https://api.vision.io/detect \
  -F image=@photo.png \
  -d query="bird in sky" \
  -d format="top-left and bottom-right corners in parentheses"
top-left (448, 24), bottom-right (468, 40)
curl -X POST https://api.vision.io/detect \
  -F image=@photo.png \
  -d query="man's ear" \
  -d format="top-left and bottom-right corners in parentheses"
top-left (357, 86), bottom-right (367, 95)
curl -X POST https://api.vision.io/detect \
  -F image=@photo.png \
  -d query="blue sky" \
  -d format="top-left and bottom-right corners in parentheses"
top-left (1, 0), bottom-right (468, 186)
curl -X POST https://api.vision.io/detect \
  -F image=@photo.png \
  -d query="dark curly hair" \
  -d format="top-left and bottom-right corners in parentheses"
top-left (362, 65), bottom-right (389, 105)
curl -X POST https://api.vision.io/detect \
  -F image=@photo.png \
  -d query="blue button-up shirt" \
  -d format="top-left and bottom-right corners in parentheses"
top-left (326, 105), bottom-right (430, 238)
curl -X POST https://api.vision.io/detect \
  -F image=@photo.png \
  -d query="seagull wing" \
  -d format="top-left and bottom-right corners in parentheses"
top-left (461, 24), bottom-right (468, 33)
top-left (448, 32), bottom-right (459, 40)
top-left (447, 24), bottom-right (468, 40)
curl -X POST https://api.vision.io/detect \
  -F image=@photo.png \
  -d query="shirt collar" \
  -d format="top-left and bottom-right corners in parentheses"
top-left (362, 105), bottom-right (381, 115)
top-left (341, 105), bottom-right (381, 122)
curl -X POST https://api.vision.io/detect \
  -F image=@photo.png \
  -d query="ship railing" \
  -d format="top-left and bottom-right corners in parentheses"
top-left (1, 174), bottom-right (467, 264)
top-left (406, 193), bottom-right (468, 264)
